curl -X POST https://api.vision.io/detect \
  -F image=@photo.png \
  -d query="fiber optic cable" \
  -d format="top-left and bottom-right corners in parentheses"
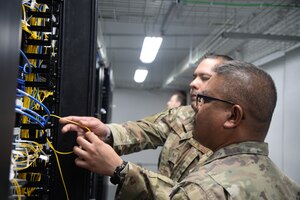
top-left (16, 2), bottom-right (62, 199)
top-left (11, 179), bottom-right (22, 200)
top-left (43, 114), bottom-right (92, 200)
top-left (46, 138), bottom-right (70, 200)
top-left (12, 140), bottom-right (43, 171)
top-left (50, 114), bottom-right (91, 132)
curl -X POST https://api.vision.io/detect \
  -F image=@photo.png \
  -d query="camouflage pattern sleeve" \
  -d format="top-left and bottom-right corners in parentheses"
top-left (115, 162), bottom-right (175, 200)
top-left (107, 106), bottom-right (194, 155)
top-left (170, 183), bottom-right (212, 200)
top-left (108, 119), bottom-right (166, 155)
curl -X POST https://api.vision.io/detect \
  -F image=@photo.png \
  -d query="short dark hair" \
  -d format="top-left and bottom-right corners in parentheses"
top-left (174, 91), bottom-right (187, 106)
top-left (201, 53), bottom-right (234, 62)
top-left (214, 60), bottom-right (277, 123)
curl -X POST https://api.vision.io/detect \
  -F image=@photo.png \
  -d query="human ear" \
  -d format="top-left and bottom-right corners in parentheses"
top-left (224, 105), bottom-right (243, 128)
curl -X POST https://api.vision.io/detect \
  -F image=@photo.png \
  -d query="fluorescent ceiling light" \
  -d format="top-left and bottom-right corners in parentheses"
top-left (140, 37), bottom-right (163, 63)
top-left (134, 69), bottom-right (148, 83)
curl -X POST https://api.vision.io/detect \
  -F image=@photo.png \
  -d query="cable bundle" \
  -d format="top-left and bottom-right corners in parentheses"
top-left (16, 89), bottom-right (50, 127)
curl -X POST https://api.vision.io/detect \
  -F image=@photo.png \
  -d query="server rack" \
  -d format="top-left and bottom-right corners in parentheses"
top-left (4, 0), bottom-right (110, 199)
top-left (55, 0), bottom-right (99, 198)
top-left (0, 1), bottom-right (22, 199)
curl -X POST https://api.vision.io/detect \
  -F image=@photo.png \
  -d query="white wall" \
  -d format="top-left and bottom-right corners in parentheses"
top-left (263, 46), bottom-right (300, 184)
top-left (112, 89), bottom-right (173, 122)
top-left (111, 88), bottom-right (175, 170)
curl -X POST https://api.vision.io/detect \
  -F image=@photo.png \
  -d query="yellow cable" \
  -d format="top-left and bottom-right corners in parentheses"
top-left (42, 114), bottom-right (90, 155)
top-left (50, 114), bottom-right (91, 132)
top-left (19, 5), bottom-right (78, 200)
top-left (12, 179), bottom-right (21, 200)
top-left (44, 114), bottom-right (92, 200)
top-left (13, 141), bottom-right (43, 171)
top-left (48, 139), bottom-right (70, 200)
top-left (46, 138), bottom-right (72, 155)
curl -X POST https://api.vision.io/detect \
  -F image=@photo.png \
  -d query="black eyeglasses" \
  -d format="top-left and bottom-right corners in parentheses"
top-left (196, 93), bottom-right (235, 106)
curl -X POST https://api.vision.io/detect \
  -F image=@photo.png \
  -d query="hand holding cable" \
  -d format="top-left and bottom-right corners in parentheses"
top-left (59, 116), bottom-right (110, 141)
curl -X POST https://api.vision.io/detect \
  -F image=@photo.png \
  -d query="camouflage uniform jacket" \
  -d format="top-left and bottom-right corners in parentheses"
top-left (107, 105), bottom-right (211, 199)
top-left (170, 141), bottom-right (300, 200)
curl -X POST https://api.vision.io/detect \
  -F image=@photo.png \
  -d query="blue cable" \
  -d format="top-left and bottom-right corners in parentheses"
top-left (16, 105), bottom-right (47, 124)
top-left (36, 45), bottom-right (43, 68)
top-left (19, 64), bottom-right (32, 74)
top-left (15, 108), bottom-right (44, 127)
top-left (24, 2), bottom-right (41, 11)
top-left (16, 89), bottom-right (51, 125)
top-left (23, 63), bottom-right (32, 74)
top-left (19, 49), bottom-right (31, 67)
top-left (19, 49), bottom-right (33, 73)
top-left (17, 78), bottom-right (25, 93)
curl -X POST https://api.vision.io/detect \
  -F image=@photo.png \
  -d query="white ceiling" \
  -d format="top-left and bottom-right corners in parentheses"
top-left (97, 0), bottom-right (300, 90)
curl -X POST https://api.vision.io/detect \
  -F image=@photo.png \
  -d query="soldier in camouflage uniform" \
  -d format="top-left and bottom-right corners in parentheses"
top-left (166, 91), bottom-right (186, 109)
top-left (170, 61), bottom-right (300, 199)
top-left (60, 59), bottom-right (300, 199)
top-left (60, 54), bottom-right (233, 199)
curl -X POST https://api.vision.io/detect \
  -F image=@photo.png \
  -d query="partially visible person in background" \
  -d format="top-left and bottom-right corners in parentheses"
top-left (166, 91), bottom-right (187, 109)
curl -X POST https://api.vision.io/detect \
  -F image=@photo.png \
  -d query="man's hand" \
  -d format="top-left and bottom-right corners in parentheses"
top-left (59, 116), bottom-right (110, 141)
top-left (73, 132), bottom-right (123, 176)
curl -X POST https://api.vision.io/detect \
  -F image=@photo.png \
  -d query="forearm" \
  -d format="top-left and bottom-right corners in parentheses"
top-left (107, 109), bottom-right (171, 155)
top-left (115, 162), bottom-right (176, 200)
top-left (108, 106), bottom-right (195, 155)
top-left (108, 120), bottom-right (168, 155)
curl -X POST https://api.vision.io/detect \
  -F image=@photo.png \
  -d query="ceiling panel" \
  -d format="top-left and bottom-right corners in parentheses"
top-left (97, 0), bottom-right (300, 90)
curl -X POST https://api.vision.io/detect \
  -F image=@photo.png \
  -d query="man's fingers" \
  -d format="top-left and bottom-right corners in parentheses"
top-left (85, 132), bottom-right (103, 144)
top-left (74, 132), bottom-right (104, 158)
top-left (74, 157), bottom-right (89, 169)
top-left (59, 116), bottom-right (90, 125)
top-left (76, 132), bottom-right (103, 150)
top-left (73, 145), bottom-right (89, 159)
top-left (61, 124), bottom-right (84, 133)
top-left (59, 116), bottom-right (79, 124)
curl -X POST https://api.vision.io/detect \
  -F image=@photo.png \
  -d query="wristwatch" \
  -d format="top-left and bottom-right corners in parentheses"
top-left (110, 161), bottom-right (128, 185)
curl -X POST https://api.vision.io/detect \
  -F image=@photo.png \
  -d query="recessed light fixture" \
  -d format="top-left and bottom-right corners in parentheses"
top-left (134, 69), bottom-right (148, 83)
top-left (139, 36), bottom-right (163, 63)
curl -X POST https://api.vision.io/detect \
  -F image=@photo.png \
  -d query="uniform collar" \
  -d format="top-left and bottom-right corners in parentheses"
top-left (204, 141), bottom-right (268, 165)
